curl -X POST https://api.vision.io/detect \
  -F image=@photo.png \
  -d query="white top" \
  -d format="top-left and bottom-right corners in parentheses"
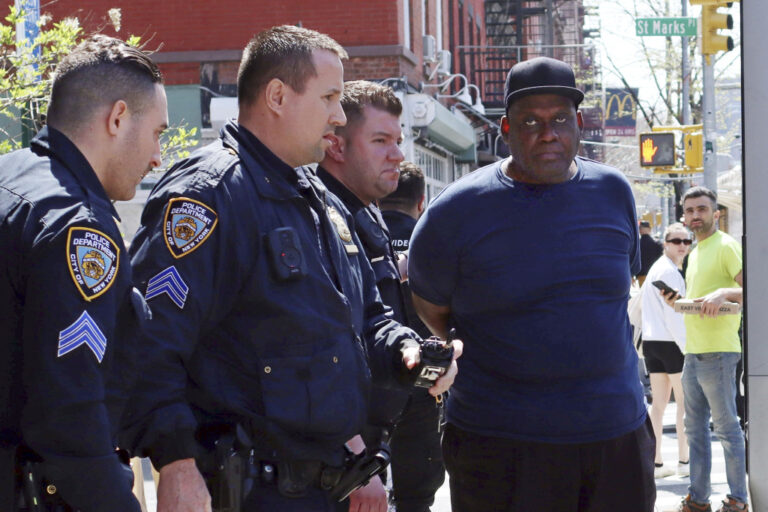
top-left (640, 254), bottom-right (686, 351)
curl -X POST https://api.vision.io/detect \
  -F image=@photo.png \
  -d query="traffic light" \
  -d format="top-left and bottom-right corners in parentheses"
top-left (684, 132), bottom-right (703, 169)
top-left (701, 4), bottom-right (733, 55)
top-left (639, 133), bottom-right (676, 167)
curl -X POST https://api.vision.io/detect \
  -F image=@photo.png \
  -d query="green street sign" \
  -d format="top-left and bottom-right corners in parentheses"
top-left (636, 17), bottom-right (697, 36)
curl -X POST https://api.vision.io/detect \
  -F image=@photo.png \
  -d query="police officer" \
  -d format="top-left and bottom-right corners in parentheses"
top-left (379, 161), bottom-right (426, 256)
top-left (122, 26), bottom-right (459, 512)
top-left (0, 35), bottom-right (167, 511)
top-left (317, 82), bottom-right (445, 512)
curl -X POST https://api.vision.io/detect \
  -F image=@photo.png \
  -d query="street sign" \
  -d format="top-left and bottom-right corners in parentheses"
top-left (636, 17), bottom-right (697, 37)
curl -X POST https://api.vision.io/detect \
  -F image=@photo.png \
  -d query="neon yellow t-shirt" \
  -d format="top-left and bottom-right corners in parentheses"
top-left (684, 230), bottom-right (742, 354)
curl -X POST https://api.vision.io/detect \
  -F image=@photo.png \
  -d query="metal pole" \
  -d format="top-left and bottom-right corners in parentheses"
top-left (743, 0), bottom-right (768, 508)
top-left (702, 55), bottom-right (717, 195)
top-left (682, 0), bottom-right (691, 126)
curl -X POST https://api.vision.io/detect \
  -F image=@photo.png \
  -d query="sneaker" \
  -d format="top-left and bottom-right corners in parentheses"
top-left (716, 497), bottom-right (749, 512)
top-left (655, 462), bottom-right (675, 479)
top-left (678, 460), bottom-right (690, 477)
top-left (672, 495), bottom-right (712, 512)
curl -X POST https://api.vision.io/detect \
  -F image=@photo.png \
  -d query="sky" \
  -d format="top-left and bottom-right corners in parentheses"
top-left (597, 0), bottom-right (741, 109)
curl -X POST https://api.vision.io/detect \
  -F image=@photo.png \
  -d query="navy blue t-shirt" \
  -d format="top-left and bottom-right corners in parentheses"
top-left (408, 157), bottom-right (644, 443)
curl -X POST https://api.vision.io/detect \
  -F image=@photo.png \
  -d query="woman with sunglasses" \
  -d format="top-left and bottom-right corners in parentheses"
top-left (640, 222), bottom-right (693, 479)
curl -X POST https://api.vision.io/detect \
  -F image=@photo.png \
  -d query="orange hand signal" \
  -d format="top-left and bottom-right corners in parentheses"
top-left (641, 138), bottom-right (659, 164)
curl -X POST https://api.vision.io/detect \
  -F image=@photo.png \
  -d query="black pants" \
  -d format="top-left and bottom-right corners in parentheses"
top-left (242, 483), bottom-right (337, 512)
top-left (389, 389), bottom-right (445, 512)
top-left (442, 417), bottom-right (656, 512)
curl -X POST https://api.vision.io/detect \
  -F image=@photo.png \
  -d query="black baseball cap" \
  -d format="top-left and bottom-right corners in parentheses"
top-left (504, 57), bottom-right (584, 110)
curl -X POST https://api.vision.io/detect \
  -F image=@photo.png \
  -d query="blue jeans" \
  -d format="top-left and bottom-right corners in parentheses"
top-left (682, 352), bottom-right (747, 504)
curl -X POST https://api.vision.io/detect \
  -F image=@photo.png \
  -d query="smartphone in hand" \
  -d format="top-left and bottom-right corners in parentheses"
top-left (652, 280), bottom-right (679, 299)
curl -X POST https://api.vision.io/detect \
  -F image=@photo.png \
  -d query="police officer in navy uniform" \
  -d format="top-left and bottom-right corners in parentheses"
top-left (379, 161), bottom-right (431, 340)
top-left (122, 26), bottom-right (460, 512)
top-left (379, 162), bottom-right (426, 257)
top-left (0, 36), bottom-right (168, 511)
top-left (317, 82), bottom-right (445, 512)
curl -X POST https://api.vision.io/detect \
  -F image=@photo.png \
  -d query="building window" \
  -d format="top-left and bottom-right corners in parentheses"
top-left (415, 145), bottom-right (449, 202)
top-left (404, 0), bottom-right (411, 50)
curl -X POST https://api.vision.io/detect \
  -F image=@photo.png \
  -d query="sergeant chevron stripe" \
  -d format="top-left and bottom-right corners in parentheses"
top-left (58, 311), bottom-right (107, 363)
top-left (145, 266), bottom-right (189, 309)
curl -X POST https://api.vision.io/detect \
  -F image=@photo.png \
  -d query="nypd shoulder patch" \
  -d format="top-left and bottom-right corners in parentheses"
top-left (67, 227), bottom-right (120, 302)
top-left (164, 197), bottom-right (218, 259)
top-left (58, 310), bottom-right (107, 363)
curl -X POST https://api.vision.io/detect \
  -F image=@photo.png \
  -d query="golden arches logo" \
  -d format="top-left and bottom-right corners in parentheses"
top-left (606, 92), bottom-right (637, 121)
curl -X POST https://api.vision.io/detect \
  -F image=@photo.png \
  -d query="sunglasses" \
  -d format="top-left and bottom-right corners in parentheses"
top-left (666, 238), bottom-right (692, 246)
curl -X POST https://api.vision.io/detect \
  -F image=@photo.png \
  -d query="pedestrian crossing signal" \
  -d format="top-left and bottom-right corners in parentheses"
top-left (639, 133), bottom-right (675, 167)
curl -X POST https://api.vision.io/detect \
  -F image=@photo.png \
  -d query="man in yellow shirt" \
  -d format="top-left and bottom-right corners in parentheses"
top-left (670, 186), bottom-right (745, 512)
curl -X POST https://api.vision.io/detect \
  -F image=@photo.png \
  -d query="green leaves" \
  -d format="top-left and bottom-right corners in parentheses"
top-left (0, 7), bottom-right (198, 168)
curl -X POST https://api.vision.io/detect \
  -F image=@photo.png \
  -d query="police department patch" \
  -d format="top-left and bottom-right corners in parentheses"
top-left (164, 197), bottom-right (218, 258)
top-left (67, 227), bottom-right (120, 302)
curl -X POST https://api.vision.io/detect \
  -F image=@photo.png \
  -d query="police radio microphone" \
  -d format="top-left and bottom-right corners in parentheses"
top-left (414, 328), bottom-right (455, 388)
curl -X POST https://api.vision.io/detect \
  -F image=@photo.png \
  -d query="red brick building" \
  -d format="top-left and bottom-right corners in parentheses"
top-left (13, 0), bottom-right (490, 195)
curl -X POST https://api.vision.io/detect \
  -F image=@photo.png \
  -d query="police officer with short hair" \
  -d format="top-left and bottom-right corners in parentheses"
top-left (122, 26), bottom-right (459, 512)
top-left (0, 35), bottom-right (168, 511)
top-left (380, 161), bottom-right (431, 340)
top-left (318, 83), bottom-right (445, 512)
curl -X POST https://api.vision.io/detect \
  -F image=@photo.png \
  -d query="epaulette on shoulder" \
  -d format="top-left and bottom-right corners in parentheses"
top-left (177, 140), bottom-right (243, 193)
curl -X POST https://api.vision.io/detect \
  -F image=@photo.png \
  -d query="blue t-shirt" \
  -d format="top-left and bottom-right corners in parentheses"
top-left (409, 157), bottom-right (644, 443)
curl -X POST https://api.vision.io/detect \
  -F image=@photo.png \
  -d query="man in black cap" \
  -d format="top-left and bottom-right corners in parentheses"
top-left (408, 56), bottom-right (655, 511)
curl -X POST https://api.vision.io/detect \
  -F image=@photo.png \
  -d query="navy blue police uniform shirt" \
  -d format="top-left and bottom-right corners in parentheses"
top-left (381, 210), bottom-right (416, 252)
top-left (317, 168), bottom-right (416, 426)
top-left (0, 127), bottom-right (144, 512)
top-left (123, 121), bottom-right (420, 469)
top-left (381, 210), bottom-right (432, 340)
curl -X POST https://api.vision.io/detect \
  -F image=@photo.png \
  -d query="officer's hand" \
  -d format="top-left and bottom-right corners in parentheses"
top-left (346, 475), bottom-right (388, 512)
top-left (157, 458), bottom-right (212, 512)
top-left (429, 338), bottom-right (463, 397)
top-left (396, 251), bottom-right (408, 282)
top-left (402, 346), bottom-right (421, 370)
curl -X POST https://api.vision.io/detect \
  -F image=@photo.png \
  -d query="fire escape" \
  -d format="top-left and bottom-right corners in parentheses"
top-left (460, 0), bottom-right (600, 117)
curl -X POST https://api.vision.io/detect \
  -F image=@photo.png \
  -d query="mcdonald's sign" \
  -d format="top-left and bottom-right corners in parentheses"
top-left (605, 88), bottom-right (638, 137)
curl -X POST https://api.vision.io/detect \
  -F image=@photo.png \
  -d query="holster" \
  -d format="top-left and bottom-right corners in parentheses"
top-left (328, 442), bottom-right (391, 502)
top-left (203, 425), bottom-right (255, 512)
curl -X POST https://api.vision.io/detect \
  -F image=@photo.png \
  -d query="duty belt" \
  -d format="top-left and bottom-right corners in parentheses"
top-left (202, 424), bottom-right (390, 509)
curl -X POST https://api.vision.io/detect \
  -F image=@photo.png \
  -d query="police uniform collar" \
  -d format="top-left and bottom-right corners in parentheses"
top-left (31, 126), bottom-right (120, 220)
top-left (316, 166), bottom-right (366, 214)
top-left (220, 121), bottom-right (310, 200)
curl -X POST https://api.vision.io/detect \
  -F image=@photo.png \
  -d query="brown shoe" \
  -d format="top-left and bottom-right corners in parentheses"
top-left (716, 497), bottom-right (748, 512)
top-left (673, 495), bottom-right (712, 512)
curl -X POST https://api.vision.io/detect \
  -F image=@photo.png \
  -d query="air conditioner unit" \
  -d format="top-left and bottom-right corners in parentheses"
top-left (438, 50), bottom-right (452, 75)
top-left (423, 35), bottom-right (437, 62)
